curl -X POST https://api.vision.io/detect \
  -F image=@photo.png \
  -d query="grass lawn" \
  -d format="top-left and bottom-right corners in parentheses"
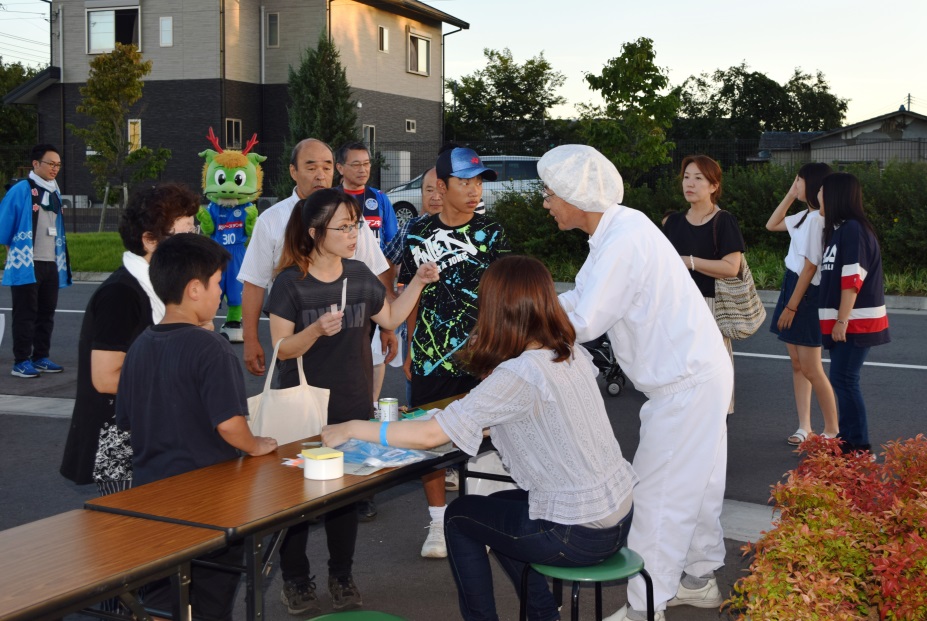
top-left (0, 232), bottom-right (123, 273)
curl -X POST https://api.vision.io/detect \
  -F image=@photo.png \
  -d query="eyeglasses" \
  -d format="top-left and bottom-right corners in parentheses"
top-left (346, 161), bottom-right (371, 170)
top-left (540, 188), bottom-right (555, 201)
top-left (40, 161), bottom-right (63, 169)
top-left (327, 221), bottom-right (364, 234)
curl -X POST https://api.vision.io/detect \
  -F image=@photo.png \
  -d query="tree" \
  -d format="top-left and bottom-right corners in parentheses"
top-left (68, 42), bottom-right (170, 217)
top-left (0, 58), bottom-right (40, 182)
top-left (275, 32), bottom-right (357, 197)
top-left (578, 37), bottom-right (680, 184)
top-left (444, 48), bottom-right (566, 148)
top-left (674, 63), bottom-right (847, 139)
top-left (783, 69), bottom-right (849, 132)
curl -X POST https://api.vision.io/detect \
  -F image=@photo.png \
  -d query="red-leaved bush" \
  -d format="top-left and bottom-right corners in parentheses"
top-left (727, 435), bottom-right (927, 621)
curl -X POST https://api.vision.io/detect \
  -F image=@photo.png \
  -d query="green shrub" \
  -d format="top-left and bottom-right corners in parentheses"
top-left (492, 187), bottom-right (588, 281)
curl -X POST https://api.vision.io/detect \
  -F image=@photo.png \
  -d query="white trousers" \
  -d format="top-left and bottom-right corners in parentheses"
top-left (626, 366), bottom-right (733, 612)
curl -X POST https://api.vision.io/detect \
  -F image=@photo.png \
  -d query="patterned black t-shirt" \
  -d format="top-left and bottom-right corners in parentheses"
top-left (265, 259), bottom-right (386, 422)
top-left (398, 213), bottom-right (509, 377)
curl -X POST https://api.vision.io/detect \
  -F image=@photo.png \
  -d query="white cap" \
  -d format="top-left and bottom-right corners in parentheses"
top-left (537, 145), bottom-right (624, 213)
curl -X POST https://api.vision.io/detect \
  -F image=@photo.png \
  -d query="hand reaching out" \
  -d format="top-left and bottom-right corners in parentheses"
top-left (415, 262), bottom-right (440, 284)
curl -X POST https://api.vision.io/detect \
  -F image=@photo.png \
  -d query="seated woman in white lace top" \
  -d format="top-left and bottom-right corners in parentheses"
top-left (322, 255), bottom-right (637, 621)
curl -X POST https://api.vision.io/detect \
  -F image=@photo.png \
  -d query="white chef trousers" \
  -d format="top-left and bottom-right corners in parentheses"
top-left (626, 364), bottom-right (733, 612)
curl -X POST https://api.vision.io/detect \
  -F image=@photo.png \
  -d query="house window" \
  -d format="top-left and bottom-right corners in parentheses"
top-left (378, 26), bottom-right (388, 52)
top-left (87, 7), bottom-right (140, 53)
top-left (159, 17), bottom-right (172, 47)
top-left (405, 119), bottom-right (416, 133)
top-left (226, 119), bottom-right (242, 149)
top-left (128, 119), bottom-right (141, 152)
top-left (362, 125), bottom-right (376, 154)
top-left (267, 13), bottom-right (279, 48)
top-left (407, 32), bottom-right (430, 76)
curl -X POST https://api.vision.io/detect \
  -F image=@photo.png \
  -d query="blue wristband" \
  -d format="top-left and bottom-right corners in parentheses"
top-left (380, 421), bottom-right (390, 447)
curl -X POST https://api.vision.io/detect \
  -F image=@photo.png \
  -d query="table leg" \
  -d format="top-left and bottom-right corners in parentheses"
top-left (245, 534), bottom-right (265, 621)
top-left (117, 590), bottom-right (152, 620)
top-left (170, 561), bottom-right (193, 621)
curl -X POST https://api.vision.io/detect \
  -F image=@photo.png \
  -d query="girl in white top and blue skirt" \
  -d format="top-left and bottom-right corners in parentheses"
top-left (765, 163), bottom-right (839, 446)
top-left (321, 255), bottom-right (637, 621)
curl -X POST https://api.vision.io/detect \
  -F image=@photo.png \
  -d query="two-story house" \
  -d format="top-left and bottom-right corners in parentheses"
top-left (5, 0), bottom-right (468, 199)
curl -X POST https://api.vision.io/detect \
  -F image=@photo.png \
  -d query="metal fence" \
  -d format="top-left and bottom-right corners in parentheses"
top-left (7, 137), bottom-right (927, 234)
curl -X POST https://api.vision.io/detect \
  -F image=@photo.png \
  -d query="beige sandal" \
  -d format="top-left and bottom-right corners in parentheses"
top-left (787, 428), bottom-right (810, 446)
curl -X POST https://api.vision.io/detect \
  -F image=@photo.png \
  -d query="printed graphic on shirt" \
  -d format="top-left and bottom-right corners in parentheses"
top-left (207, 204), bottom-right (250, 247)
top-left (301, 302), bottom-right (368, 330)
top-left (399, 214), bottom-right (509, 377)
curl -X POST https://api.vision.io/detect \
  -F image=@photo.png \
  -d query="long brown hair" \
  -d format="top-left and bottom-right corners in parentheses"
top-left (460, 256), bottom-right (575, 377)
top-left (276, 188), bottom-right (361, 277)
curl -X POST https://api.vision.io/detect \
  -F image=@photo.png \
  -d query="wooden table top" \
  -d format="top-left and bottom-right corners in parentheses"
top-left (86, 396), bottom-right (467, 538)
top-left (0, 509), bottom-right (225, 621)
top-left (86, 436), bottom-right (465, 538)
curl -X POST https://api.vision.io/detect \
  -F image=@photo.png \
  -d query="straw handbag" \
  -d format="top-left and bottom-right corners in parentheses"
top-left (712, 211), bottom-right (766, 340)
top-left (714, 255), bottom-right (766, 339)
top-left (247, 339), bottom-right (330, 445)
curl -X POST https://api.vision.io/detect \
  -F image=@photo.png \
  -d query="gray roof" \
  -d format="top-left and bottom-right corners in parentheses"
top-left (3, 66), bottom-right (59, 106)
top-left (758, 131), bottom-right (825, 151)
top-left (804, 109), bottom-right (927, 143)
top-left (355, 0), bottom-right (469, 29)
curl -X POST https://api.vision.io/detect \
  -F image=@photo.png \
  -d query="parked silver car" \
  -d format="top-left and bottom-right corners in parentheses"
top-left (385, 155), bottom-right (541, 224)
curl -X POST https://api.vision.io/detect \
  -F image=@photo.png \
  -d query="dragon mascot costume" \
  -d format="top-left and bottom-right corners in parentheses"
top-left (197, 128), bottom-right (266, 342)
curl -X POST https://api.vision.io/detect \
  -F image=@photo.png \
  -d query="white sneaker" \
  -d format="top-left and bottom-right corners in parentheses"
top-left (420, 521), bottom-right (447, 558)
top-left (445, 468), bottom-right (459, 491)
top-left (667, 576), bottom-right (723, 608)
top-left (602, 604), bottom-right (665, 621)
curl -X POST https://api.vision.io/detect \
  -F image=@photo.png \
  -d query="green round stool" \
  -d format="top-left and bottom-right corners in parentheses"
top-left (307, 613), bottom-right (406, 621)
top-left (519, 547), bottom-right (654, 621)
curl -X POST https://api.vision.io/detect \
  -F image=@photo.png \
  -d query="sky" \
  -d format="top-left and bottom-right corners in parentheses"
top-left (1, 0), bottom-right (924, 126)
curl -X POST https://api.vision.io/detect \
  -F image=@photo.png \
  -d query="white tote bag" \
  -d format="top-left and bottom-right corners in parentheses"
top-left (247, 339), bottom-right (330, 445)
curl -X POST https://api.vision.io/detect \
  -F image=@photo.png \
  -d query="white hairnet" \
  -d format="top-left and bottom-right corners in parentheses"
top-left (537, 145), bottom-right (624, 213)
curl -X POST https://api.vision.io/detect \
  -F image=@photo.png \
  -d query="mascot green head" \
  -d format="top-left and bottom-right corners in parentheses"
top-left (199, 127), bottom-right (267, 206)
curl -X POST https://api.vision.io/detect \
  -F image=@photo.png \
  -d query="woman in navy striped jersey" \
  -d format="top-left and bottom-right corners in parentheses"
top-left (817, 173), bottom-right (890, 454)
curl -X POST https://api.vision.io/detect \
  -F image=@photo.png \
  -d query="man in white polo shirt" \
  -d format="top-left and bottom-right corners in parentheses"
top-left (237, 138), bottom-right (395, 377)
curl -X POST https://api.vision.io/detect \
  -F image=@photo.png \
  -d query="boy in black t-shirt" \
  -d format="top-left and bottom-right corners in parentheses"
top-left (117, 234), bottom-right (277, 620)
top-left (398, 147), bottom-right (510, 558)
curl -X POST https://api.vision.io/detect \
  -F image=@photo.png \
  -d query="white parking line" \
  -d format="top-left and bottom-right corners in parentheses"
top-left (735, 351), bottom-right (927, 371)
top-left (0, 308), bottom-right (267, 320)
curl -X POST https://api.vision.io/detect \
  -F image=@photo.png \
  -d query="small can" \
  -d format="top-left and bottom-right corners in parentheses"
top-left (377, 397), bottom-right (399, 422)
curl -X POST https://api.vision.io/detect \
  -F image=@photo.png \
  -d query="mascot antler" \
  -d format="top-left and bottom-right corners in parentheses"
top-left (241, 133), bottom-right (259, 155)
top-left (205, 127), bottom-right (224, 153)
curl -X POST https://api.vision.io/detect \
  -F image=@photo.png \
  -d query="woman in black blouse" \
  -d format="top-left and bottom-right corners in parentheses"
top-left (662, 155), bottom-right (745, 414)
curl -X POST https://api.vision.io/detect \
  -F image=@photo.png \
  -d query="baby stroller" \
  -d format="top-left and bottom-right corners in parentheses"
top-left (581, 335), bottom-right (627, 397)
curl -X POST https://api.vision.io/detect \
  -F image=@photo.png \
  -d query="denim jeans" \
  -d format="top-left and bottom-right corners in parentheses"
top-left (829, 342), bottom-right (871, 451)
top-left (445, 489), bottom-right (632, 621)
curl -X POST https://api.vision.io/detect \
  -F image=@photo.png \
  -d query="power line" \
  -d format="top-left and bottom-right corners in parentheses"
top-left (4, 32), bottom-right (50, 46)
top-left (0, 45), bottom-right (48, 63)
top-left (0, 39), bottom-right (48, 54)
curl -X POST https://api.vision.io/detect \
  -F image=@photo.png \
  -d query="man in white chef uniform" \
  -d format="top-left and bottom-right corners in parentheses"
top-left (537, 145), bottom-right (733, 621)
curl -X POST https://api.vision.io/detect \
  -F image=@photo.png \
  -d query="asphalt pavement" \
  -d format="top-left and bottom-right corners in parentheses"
top-left (1, 280), bottom-right (925, 620)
